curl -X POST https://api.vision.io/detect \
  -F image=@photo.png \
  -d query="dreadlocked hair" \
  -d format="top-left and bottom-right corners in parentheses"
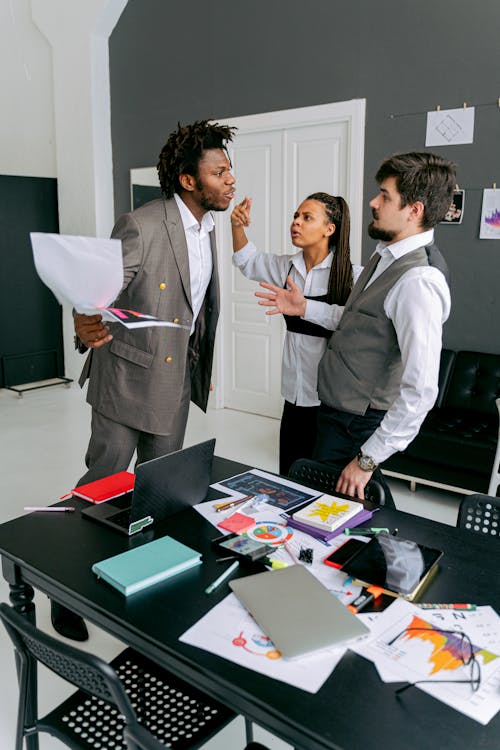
top-left (306, 192), bottom-right (353, 305)
top-left (157, 120), bottom-right (236, 198)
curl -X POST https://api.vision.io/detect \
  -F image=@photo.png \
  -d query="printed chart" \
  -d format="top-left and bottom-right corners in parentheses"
top-left (352, 598), bottom-right (500, 724)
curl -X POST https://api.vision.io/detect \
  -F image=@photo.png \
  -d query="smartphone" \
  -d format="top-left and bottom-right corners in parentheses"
top-left (323, 538), bottom-right (367, 569)
top-left (212, 533), bottom-right (274, 561)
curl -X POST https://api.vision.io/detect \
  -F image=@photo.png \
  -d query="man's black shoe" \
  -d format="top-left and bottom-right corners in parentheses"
top-left (50, 600), bottom-right (89, 641)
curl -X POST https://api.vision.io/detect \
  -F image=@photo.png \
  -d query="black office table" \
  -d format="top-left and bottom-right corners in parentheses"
top-left (1, 456), bottom-right (499, 750)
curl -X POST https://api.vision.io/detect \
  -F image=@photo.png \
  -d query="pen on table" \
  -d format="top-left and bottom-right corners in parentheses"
top-left (205, 560), bottom-right (239, 594)
top-left (348, 589), bottom-right (374, 614)
top-left (213, 495), bottom-right (253, 513)
top-left (24, 506), bottom-right (76, 513)
top-left (348, 584), bottom-right (385, 613)
top-left (417, 603), bottom-right (477, 611)
top-left (344, 527), bottom-right (395, 536)
top-left (284, 542), bottom-right (301, 565)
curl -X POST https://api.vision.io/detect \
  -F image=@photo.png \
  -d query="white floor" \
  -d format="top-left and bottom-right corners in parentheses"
top-left (0, 383), bottom-right (462, 749)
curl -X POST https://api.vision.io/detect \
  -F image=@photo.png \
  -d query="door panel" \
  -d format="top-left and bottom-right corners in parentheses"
top-left (286, 121), bottom-right (349, 213)
top-left (219, 130), bottom-right (284, 417)
top-left (217, 104), bottom-right (363, 418)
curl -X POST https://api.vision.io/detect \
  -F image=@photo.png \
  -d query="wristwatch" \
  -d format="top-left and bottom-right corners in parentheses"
top-left (357, 451), bottom-right (378, 472)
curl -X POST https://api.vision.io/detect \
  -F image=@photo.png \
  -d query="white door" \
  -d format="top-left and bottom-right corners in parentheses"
top-left (214, 100), bottom-right (365, 418)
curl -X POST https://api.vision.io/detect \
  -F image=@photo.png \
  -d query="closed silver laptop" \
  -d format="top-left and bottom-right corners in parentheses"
top-left (230, 564), bottom-right (369, 658)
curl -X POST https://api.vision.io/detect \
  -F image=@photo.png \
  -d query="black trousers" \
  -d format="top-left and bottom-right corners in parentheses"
top-left (279, 401), bottom-right (320, 476)
top-left (313, 403), bottom-right (395, 507)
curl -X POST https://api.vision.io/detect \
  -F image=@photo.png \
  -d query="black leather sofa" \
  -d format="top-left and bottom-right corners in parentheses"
top-left (381, 349), bottom-right (500, 496)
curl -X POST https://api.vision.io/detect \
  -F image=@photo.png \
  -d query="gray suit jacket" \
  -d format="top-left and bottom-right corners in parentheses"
top-left (80, 198), bottom-right (220, 435)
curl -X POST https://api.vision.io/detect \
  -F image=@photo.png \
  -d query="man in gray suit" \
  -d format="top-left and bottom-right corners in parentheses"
top-left (76, 120), bottom-right (235, 482)
top-left (53, 121), bottom-right (235, 639)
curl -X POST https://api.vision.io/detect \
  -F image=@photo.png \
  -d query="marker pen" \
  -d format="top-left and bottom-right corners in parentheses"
top-left (348, 590), bottom-right (374, 614)
top-left (344, 527), bottom-right (390, 536)
top-left (417, 603), bottom-right (477, 611)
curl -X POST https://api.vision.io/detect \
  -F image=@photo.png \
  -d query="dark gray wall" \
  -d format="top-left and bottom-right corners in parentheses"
top-left (109, 0), bottom-right (500, 353)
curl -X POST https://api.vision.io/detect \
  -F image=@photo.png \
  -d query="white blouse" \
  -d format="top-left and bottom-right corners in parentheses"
top-left (232, 241), bottom-right (362, 407)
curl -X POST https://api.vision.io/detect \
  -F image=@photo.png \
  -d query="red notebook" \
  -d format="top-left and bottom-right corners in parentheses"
top-left (71, 471), bottom-right (135, 503)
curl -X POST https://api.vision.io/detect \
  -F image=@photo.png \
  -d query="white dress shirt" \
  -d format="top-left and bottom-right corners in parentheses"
top-left (360, 229), bottom-right (451, 464)
top-left (232, 241), bottom-right (362, 406)
top-left (174, 193), bottom-right (214, 334)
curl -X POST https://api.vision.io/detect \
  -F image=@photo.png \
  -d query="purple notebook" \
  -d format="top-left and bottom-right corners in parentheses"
top-left (286, 507), bottom-right (374, 542)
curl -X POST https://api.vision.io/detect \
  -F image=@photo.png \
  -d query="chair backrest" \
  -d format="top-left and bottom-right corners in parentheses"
top-left (288, 458), bottom-right (386, 505)
top-left (444, 351), bottom-right (500, 415)
top-left (0, 603), bottom-right (136, 724)
top-left (457, 493), bottom-right (500, 537)
top-left (434, 348), bottom-right (456, 408)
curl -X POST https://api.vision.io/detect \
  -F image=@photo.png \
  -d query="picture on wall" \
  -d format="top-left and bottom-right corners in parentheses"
top-left (479, 189), bottom-right (500, 239)
top-left (441, 189), bottom-right (464, 224)
top-left (425, 107), bottom-right (475, 147)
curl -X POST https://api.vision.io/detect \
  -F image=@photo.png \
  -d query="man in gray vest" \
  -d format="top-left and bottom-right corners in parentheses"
top-left (314, 152), bottom-right (455, 505)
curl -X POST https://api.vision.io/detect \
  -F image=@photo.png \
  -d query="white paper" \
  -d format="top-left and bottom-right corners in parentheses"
top-left (180, 593), bottom-right (353, 693)
top-left (194, 498), bottom-right (362, 604)
top-left (210, 468), bottom-right (320, 511)
top-left (480, 189), bottom-right (500, 239)
top-left (30, 232), bottom-right (123, 310)
top-left (351, 598), bottom-right (500, 724)
top-left (425, 107), bottom-right (475, 146)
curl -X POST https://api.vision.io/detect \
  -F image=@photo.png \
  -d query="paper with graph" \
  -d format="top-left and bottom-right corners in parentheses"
top-left (351, 598), bottom-right (500, 724)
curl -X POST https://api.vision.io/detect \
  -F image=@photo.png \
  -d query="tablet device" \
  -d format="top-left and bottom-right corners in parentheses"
top-left (340, 532), bottom-right (443, 600)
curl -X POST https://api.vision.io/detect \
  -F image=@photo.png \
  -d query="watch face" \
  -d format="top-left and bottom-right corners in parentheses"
top-left (358, 454), bottom-right (377, 471)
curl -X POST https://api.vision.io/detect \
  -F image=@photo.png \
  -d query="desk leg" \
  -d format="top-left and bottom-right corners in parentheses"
top-left (2, 558), bottom-right (39, 750)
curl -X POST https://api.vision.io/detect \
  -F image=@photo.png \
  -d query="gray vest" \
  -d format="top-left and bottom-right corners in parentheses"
top-left (317, 243), bottom-right (449, 415)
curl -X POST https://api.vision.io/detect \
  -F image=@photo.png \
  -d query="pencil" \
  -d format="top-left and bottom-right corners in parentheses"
top-left (213, 495), bottom-right (253, 512)
top-left (205, 560), bottom-right (239, 594)
top-left (24, 506), bottom-right (75, 513)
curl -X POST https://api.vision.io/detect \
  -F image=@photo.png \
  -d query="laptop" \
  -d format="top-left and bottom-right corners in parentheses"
top-left (81, 439), bottom-right (215, 535)
top-left (230, 564), bottom-right (369, 658)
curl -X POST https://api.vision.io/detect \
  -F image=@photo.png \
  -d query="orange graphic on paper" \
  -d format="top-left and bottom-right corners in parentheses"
top-left (232, 631), bottom-right (281, 660)
top-left (399, 615), bottom-right (498, 675)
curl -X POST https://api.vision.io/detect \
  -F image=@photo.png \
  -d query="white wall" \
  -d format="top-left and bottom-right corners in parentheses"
top-left (0, 0), bottom-right (55, 177)
top-left (0, 0), bottom-right (127, 381)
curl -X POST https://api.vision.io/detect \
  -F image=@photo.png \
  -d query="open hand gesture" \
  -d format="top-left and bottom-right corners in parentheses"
top-left (255, 276), bottom-right (306, 317)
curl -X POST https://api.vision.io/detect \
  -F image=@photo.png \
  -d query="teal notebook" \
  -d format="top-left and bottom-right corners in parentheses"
top-left (92, 535), bottom-right (202, 596)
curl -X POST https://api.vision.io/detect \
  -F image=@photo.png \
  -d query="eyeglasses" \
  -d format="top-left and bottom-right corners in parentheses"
top-left (387, 626), bottom-right (481, 695)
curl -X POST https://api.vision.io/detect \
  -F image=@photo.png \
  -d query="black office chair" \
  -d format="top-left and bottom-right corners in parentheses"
top-left (124, 724), bottom-right (271, 750)
top-left (0, 602), bottom-right (260, 750)
top-left (456, 493), bottom-right (500, 537)
top-left (288, 458), bottom-right (386, 506)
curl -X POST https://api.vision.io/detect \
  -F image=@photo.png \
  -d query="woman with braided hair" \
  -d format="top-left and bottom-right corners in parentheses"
top-left (231, 192), bottom-right (362, 475)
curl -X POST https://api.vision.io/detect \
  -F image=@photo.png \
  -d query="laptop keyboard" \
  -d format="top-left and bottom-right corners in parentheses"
top-left (109, 508), bottom-right (132, 528)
